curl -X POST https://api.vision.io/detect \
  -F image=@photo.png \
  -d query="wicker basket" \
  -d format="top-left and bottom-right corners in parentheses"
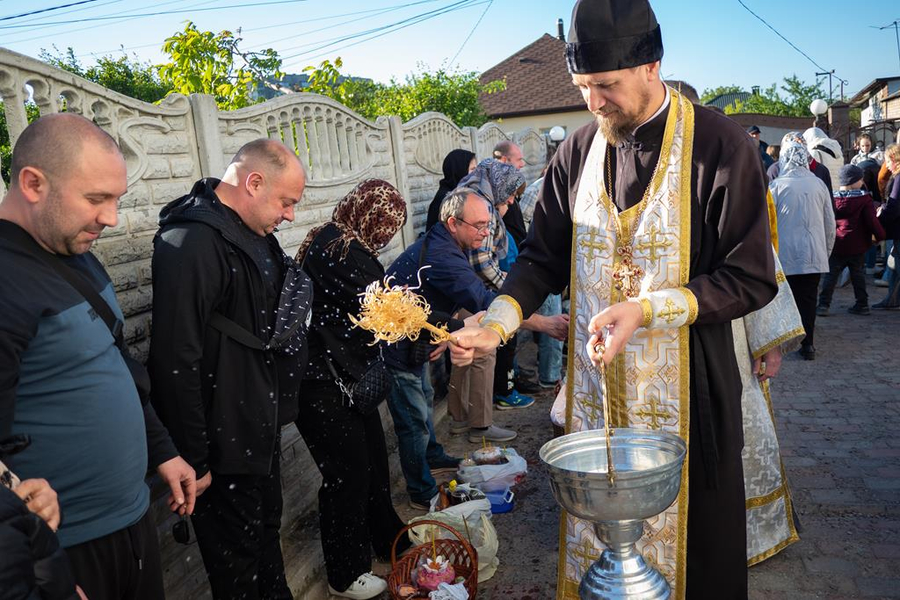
top-left (387, 519), bottom-right (478, 599)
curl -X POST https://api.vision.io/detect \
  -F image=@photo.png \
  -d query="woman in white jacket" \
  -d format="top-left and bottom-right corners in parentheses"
top-left (804, 126), bottom-right (845, 191)
top-left (770, 141), bottom-right (836, 360)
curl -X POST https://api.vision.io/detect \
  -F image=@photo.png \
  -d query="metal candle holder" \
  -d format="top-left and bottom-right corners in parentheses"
top-left (540, 428), bottom-right (686, 599)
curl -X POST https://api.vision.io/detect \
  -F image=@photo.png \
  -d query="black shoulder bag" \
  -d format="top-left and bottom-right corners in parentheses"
top-left (3, 223), bottom-right (152, 404)
top-left (302, 231), bottom-right (392, 415)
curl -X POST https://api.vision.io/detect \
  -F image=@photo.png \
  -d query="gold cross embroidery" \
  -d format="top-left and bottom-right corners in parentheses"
top-left (636, 327), bottom-right (668, 347)
top-left (578, 230), bottom-right (609, 259)
top-left (658, 298), bottom-right (685, 324)
top-left (634, 222), bottom-right (673, 263)
top-left (575, 392), bottom-right (604, 424)
top-left (571, 537), bottom-right (600, 573)
top-left (634, 394), bottom-right (673, 429)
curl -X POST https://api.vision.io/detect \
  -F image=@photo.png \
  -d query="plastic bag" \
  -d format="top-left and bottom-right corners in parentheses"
top-left (456, 448), bottom-right (527, 492)
top-left (429, 582), bottom-right (469, 599)
top-left (409, 507), bottom-right (499, 582)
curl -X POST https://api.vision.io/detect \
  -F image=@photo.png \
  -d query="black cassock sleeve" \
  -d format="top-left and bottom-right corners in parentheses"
top-left (500, 131), bottom-right (587, 318)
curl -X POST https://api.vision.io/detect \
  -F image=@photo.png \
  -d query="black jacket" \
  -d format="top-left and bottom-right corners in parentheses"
top-left (301, 224), bottom-right (383, 382)
top-left (0, 487), bottom-right (78, 600)
top-left (149, 179), bottom-right (308, 477)
top-left (1, 436), bottom-right (77, 600)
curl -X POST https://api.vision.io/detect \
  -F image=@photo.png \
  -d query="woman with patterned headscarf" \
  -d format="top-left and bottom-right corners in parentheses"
top-left (295, 179), bottom-right (413, 599)
top-left (770, 142), bottom-right (836, 360)
top-left (452, 159), bottom-right (538, 414)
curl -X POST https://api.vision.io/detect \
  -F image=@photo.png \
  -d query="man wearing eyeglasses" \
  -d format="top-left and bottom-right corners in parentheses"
top-left (382, 188), bottom-right (564, 510)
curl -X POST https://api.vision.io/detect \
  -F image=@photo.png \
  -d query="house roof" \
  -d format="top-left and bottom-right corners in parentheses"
top-left (479, 33), bottom-right (586, 119)
top-left (704, 92), bottom-right (751, 110)
top-left (849, 76), bottom-right (900, 107)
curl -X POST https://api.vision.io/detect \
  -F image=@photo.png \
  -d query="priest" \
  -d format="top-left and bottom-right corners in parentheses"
top-left (449, 1), bottom-right (778, 598)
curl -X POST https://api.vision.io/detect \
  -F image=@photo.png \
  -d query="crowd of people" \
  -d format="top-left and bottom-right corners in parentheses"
top-left (3, 0), bottom-right (900, 598)
top-left (759, 128), bottom-right (900, 360)
top-left (0, 105), bottom-right (564, 600)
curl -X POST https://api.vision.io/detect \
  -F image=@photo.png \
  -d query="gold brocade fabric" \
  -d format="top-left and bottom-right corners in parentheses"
top-left (735, 249), bottom-right (803, 565)
top-left (558, 89), bottom-right (694, 600)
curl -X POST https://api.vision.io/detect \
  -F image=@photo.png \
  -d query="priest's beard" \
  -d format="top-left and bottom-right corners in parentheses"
top-left (594, 86), bottom-right (653, 145)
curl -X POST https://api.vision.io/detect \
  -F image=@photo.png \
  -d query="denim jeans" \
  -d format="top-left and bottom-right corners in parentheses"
top-left (515, 294), bottom-right (564, 384)
top-left (819, 253), bottom-right (867, 308)
top-left (534, 293), bottom-right (564, 384)
top-left (876, 240), bottom-right (900, 308)
top-left (879, 240), bottom-right (895, 283)
top-left (386, 364), bottom-right (448, 504)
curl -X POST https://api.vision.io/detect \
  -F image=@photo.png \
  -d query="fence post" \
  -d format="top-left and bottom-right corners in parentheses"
top-left (463, 126), bottom-right (478, 156)
top-left (188, 94), bottom-right (226, 178)
top-left (387, 115), bottom-right (416, 247)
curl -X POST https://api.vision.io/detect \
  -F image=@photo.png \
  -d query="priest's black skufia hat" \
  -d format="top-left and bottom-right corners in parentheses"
top-left (565, 0), bottom-right (664, 74)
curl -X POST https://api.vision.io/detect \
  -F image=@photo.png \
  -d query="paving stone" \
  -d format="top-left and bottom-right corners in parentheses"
top-left (857, 577), bottom-right (900, 597)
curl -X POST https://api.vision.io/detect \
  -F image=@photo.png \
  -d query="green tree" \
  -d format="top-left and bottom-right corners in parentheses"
top-left (40, 46), bottom-right (169, 103)
top-left (302, 58), bottom-right (505, 128)
top-left (374, 67), bottom-right (505, 127)
top-left (700, 85), bottom-right (746, 105)
top-left (157, 21), bottom-right (283, 110)
top-left (727, 75), bottom-right (824, 117)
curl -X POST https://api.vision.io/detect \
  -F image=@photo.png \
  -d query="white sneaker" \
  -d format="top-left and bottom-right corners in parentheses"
top-left (328, 572), bottom-right (387, 599)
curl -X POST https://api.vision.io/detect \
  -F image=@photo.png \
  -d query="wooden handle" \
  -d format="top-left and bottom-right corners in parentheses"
top-left (422, 321), bottom-right (456, 344)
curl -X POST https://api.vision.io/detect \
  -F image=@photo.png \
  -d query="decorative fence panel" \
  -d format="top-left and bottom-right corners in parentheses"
top-left (0, 45), bottom-right (548, 599)
top-left (400, 111), bottom-right (475, 236)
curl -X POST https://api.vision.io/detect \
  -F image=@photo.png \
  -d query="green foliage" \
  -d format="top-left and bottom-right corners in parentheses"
top-left (726, 75), bottom-right (825, 117)
top-left (700, 85), bottom-right (746, 105)
top-left (157, 21), bottom-right (282, 110)
top-left (40, 46), bottom-right (168, 103)
top-left (302, 58), bottom-right (505, 128)
top-left (1, 102), bottom-right (41, 186)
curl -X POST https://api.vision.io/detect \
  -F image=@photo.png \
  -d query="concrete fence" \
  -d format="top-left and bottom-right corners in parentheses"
top-left (0, 46), bottom-right (547, 598)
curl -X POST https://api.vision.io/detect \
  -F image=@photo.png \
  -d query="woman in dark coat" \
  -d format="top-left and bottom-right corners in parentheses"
top-left (875, 145), bottom-right (900, 309)
top-left (425, 149), bottom-right (476, 231)
top-left (1, 436), bottom-right (79, 600)
top-left (295, 180), bottom-right (411, 599)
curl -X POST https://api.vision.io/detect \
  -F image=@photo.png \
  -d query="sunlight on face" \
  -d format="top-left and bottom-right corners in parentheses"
top-left (573, 64), bottom-right (659, 144)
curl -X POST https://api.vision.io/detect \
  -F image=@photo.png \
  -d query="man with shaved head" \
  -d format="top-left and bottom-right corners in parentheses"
top-left (149, 138), bottom-right (309, 599)
top-left (0, 112), bottom-right (196, 599)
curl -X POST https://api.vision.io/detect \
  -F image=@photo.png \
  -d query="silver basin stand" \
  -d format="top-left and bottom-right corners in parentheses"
top-left (540, 428), bottom-right (687, 599)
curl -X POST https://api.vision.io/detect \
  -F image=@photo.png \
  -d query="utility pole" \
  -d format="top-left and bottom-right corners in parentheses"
top-left (816, 70), bottom-right (834, 103)
top-left (877, 19), bottom-right (900, 70)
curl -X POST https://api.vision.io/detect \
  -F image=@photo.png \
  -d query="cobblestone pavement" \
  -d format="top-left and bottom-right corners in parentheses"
top-left (379, 280), bottom-right (900, 600)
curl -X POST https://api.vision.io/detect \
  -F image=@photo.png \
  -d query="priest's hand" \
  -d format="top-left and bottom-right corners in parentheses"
top-left (449, 326), bottom-right (502, 366)
top-left (752, 348), bottom-right (782, 383)
top-left (586, 301), bottom-right (644, 366)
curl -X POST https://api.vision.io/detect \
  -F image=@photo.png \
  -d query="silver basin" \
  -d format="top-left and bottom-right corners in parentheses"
top-left (540, 428), bottom-right (686, 523)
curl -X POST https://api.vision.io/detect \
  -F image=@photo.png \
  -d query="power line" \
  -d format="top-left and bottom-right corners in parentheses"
top-left (245, 0), bottom-right (446, 51)
top-left (1, 0), bottom-right (217, 47)
top-left (8, 0), bottom-right (125, 28)
top-left (736, 0), bottom-right (830, 73)
top-left (0, 0), bottom-right (103, 22)
top-left (280, 0), bottom-right (483, 66)
top-left (448, 0), bottom-right (492, 66)
top-left (0, 0), bottom-right (310, 29)
top-left (73, 0), bottom-right (447, 57)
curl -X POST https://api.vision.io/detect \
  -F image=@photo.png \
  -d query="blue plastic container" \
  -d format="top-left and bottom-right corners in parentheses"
top-left (484, 488), bottom-right (515, 514)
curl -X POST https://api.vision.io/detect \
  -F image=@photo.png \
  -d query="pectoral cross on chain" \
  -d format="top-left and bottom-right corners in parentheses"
top-left (611, 246), bottom-right (644, 299)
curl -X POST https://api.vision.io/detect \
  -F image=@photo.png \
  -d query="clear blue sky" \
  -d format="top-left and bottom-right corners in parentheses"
top-left (1, 0), bottom-right (898, 99)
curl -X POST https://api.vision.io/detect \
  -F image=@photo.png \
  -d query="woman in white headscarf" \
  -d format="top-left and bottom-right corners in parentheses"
top-left (770, 141), bottom-right (836, 360)
top-left (803, 127), bottom-right (845, 191)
